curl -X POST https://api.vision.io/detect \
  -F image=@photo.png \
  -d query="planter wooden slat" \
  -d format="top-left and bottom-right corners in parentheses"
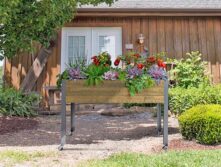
top-left (66, 90), bottom-right (163, 97)
top-left (66, 95), bottom-right (164, 104)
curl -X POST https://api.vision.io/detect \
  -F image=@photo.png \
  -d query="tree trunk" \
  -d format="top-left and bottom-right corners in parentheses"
top-left (20, 43), bottom-right (54, 92)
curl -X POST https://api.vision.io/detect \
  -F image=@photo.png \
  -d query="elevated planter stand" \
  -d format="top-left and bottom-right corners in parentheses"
top-left (58, 79), bottom-right (169, 151)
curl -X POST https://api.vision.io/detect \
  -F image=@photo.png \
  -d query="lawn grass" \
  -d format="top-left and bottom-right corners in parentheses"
top-left (80, 150), bottom-right (221, 167)
top-left (0, 150), bottom-right (56, 167)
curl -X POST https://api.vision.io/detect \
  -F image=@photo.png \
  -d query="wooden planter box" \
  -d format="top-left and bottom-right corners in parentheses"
top-left (65, 80), bottom-right (165, 104)
top-left (59, 79), bottom-right (169, 151)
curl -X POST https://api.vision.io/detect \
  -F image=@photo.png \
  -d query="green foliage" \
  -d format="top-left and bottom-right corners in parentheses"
top-left (169, 84), bottom-right (221, 115)
top-left (126, 75), bottom-right (154, 96)
top-left (0, 66), bottom-right (3, 88)
top-left (80, 150), bottom-right (221, 167)
top-left (0, 88), bottom-right (40, 117)
top-left (84, 65), bottom-right (109, 86)
top-left (0, 0), bottom-right (115, 58)
top-left (56, 70), bottom-right (70, 88)
top-left (171, 51), bottom-right (209, 88)
top-left (116, 69), bottom-right (126, 81)
top-left (179, 105), bottom-right (221, 145)
top-left (57, 56), bottom-right (88, 88)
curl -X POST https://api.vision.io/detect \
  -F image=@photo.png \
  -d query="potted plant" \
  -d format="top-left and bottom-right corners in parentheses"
top-left (57, 51), bottom-right (169, 151)
top-left (58, 51), bottom-right (168, 98)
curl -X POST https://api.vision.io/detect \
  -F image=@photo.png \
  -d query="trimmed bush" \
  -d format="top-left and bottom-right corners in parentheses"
top-left (169, 84), bottom-right (221, 115)
top-left (179, 105), bottom-right (221, 145)
top-left (0, 88), bottom-right (40, 117)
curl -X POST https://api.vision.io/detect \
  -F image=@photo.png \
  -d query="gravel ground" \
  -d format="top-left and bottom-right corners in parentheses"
top-left (0, 109), bottom-right (180, 166)
top-left (1, 108), bottom-right (218, 167)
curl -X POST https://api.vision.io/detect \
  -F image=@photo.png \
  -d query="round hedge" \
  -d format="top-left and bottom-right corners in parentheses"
top-left (178, 105), bottom-right (221, 145)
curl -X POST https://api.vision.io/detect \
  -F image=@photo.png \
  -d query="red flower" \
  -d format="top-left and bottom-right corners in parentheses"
top-left (134, 53), bottom-right (141, 58)
top-left (114, 58), bottom-right (121, 66)
top-left (137, 63), bottom-right (144, 69)
top-left (94, 59), bottom-right (100, 66)
top-left (157, 59), bottom-right (166, 68)
top-left (91, 56), bottom-right (97, 60)
top-left (147, 56), bottom-right (156, 63)
top-left (91, 56), bottom-right (100, 66)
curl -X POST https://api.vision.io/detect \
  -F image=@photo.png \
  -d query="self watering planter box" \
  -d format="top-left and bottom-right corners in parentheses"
top-left (58, 79), bottom-right (169, 151)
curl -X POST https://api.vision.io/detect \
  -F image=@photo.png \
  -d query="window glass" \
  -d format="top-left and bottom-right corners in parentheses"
top-left (68, 36), bottom-right (85, 64)
top-left (99, 35), bottom-right (115, 56)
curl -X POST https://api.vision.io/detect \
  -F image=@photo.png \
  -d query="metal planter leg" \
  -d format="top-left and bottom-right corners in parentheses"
top-left (157, 104), bottom-right (162, 135)
top-left (69, 103), bottom-right (75, 136)
top-left (163, 79), bottom-right (169, 150)
top-left (58, 81), bottom-right (66, 151)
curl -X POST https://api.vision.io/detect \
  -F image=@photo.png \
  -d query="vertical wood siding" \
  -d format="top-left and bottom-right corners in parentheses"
top-left (4, 16), bottom-right (221, 106)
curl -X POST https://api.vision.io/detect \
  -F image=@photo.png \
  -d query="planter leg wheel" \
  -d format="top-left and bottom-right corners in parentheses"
top-left (58, 145), bottom-right (64, 151)
top-left (162, 145), bottom-right (168, 151)
top-left (67, 132), bottom-right (73, 136)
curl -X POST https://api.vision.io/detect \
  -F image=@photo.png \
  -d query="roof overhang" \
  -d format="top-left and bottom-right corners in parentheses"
top-left (76, 8), bottom-right (221, 17)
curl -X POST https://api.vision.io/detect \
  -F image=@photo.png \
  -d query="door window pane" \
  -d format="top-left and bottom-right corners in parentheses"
top-left (99, 35), bottom-right (115, 57)
top-left (68, 36), bottom-right (85, 64)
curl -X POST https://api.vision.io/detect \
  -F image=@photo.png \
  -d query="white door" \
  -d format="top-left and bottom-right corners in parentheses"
top-left (61, 27), bottom-right (122, 71)
top-left (61, 27), bottom-right (91, 72)
top-left (92, 27), bottom-right (122, 64)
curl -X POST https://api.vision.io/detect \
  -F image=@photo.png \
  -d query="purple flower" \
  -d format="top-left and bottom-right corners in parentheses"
top-left (127, 66), bottom-right (143, 79)
top-left (148, 65), bottom-right (167, 83)
top-left (103, 71), bottom-right (118, 80)
top-left (68, 67), bottom-right (85, 79)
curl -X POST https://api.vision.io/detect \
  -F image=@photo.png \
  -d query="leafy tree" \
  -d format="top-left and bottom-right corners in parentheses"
top-left (0, 0), bottom-right (115, 58)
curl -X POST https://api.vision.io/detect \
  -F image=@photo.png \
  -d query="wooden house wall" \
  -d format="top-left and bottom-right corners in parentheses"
top-left (4, 16), bottom-right (221, 106)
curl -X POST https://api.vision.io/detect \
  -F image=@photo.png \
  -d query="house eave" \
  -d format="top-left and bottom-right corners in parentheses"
top-left (76, 8), bottom-right (221, 17)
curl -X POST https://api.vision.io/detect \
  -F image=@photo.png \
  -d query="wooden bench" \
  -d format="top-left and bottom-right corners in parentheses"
top-left (44, 86), bottom-right (61, 110)
top-left (58, 80), bottom-right (169, 151)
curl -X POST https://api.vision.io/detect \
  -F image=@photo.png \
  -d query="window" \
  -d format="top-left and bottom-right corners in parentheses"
top-left (99, 35), bottom-right (115, 53)
top-left (61, 27), bottom-right (122, 72)
top-left (68, 36), bottom-right (85, 64)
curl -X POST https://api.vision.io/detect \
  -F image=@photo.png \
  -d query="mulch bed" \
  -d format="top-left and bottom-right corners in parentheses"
top-left (169, 139), bottom-right (221, 150)
top-left (0, 116), bottom-right (38, 135)
top-left (152, 139), bottom-right (221, 153)
top-left (154, 139), bottom-right (221, 152)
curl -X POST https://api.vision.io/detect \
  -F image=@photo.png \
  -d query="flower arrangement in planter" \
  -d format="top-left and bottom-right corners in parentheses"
top-left (57, 51), bottom-right (167, 96)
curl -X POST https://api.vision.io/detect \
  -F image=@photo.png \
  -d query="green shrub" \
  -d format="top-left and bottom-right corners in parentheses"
top-left (170, 51), bottom-right (209, 88)
top-left (169, 84), bottom-right (221, 115)
top-left (0, 88), bottom-right (40, 117)
top-left (179, 105), bottom-right (221, 145)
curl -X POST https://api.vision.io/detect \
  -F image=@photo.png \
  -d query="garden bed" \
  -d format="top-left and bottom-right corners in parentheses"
top-left (169, 139), bottom-right (221, 151)
top-left (0, 116), bottom-right (38, 135)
